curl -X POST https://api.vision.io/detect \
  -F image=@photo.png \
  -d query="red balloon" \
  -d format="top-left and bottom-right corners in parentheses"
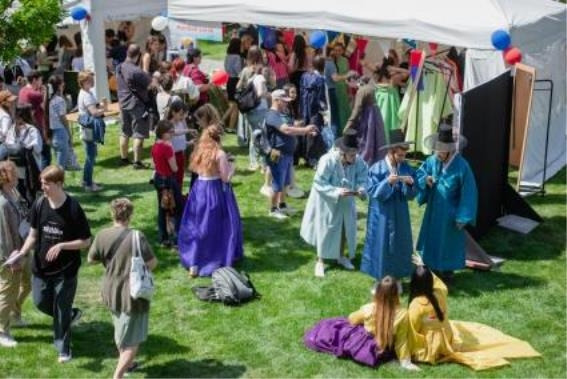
top-left (211, 70), bottom-right (229, 86)
top-left (504, 46), bottom-right (522, 65)
top-left (428, 42), bottom-right (438, 54)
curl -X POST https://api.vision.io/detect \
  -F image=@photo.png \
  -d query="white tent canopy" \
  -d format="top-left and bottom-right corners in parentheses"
top-left (62, 0), bottom-right (167, 101)
top-left (169, 0), bottom-right (566, 185)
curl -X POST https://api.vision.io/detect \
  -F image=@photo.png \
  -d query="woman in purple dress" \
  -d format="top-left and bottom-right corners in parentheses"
top-left (178, 124), bottom-right (243, 277)
top-left (304, 276), bottom-right (419, 370)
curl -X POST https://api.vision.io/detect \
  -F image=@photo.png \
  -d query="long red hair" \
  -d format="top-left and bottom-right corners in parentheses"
top-left (189, 124), bottom-right (223, 174)
top-left (170, 57), bottom-right (185, 81)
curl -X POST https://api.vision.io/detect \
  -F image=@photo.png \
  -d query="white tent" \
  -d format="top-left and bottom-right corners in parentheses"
top-left (169, 0), bottom-right (566, 185)
top-left (62, 0), bottom-right (167, 101)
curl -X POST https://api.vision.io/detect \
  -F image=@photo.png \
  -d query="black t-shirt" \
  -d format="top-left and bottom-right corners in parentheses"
top-left (30, 195), bottom-right (91, 278)
top-left (265, 109), bottom-right (297, 156)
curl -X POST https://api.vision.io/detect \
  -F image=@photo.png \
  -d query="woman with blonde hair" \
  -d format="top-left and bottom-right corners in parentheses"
top-left (178, 124), bottom-right (243, 277)
top-left (304, 275), bottom-right (419, 370)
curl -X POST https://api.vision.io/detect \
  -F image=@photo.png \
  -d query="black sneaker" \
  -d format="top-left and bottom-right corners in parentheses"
top-left (133, 161), bottom-right (150, 170)
top-left (71, 308), bottom-right (82, 327)
top-left (119, 158), bottom-right (132, 166)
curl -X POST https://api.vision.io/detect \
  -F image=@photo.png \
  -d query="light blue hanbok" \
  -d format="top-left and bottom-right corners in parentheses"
top-left (416, 153), bottom-right (478, 271)
top-left (300, 149), bottom-right (368, 260)
top-left (361, 157), bottom-right (417, 279)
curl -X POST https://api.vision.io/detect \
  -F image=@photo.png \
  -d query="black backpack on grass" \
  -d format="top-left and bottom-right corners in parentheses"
top-left (192, 267), bottom-right (260, 305)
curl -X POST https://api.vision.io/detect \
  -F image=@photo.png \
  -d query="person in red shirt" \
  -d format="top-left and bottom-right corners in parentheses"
top-left (18, 71), bottom-right (51, 168)
top-left (151, 120), bottom-right (183, 247)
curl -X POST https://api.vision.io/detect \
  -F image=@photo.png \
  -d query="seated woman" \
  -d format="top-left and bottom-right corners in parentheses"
top-left (88, 198), bottom-right (157, 379)
top-left (399, 262), bottom-right (541, 370)
top-left (178, 124), bottom-right (243, 277)
top-left (304, 276), bottom-right (418, 370)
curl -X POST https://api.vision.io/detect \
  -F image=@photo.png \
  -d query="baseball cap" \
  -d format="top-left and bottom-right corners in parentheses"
top-left (271, 89), bottom-right (291, 102)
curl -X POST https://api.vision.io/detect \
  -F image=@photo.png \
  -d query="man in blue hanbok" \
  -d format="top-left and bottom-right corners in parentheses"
top-left (361, 130), bottom-right (417, 292)
top-left (300, 130), bottom-right (368, 277)
top-left (416, 124), bottom-right (478, 281)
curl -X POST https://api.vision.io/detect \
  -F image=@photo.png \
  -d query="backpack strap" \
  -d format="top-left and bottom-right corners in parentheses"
top-left (242, 271), bottom-right (261, 298)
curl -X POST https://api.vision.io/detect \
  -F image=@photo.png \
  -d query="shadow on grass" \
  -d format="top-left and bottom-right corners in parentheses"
top-left (142, 358), bottom-right (246, 378)
top-left (236, 215), bottom-right (312, 273)
top-left (74, 321), bottom-right (191, 373)
top-left (449, 270), bottom-right (545, 297)
top-left (478, 215), bottom-right (566, 261)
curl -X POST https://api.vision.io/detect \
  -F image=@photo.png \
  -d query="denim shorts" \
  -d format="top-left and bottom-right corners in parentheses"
top-left (268, 153), bottom-right (293, 193)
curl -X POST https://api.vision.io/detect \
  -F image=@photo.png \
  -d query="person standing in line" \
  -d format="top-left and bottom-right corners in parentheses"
top-left (415, 124), bottom-right (477, 283)
top-left (300, 129), bottom-right (368, 277)
top-left (88, 198), bottom-right (157, 379)
top-left (7, 165), bottom-right (91, 363)
top-left (360, 130), bottom-right (417, 291)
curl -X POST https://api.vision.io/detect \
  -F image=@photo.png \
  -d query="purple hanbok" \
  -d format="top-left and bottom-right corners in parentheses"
top-left (304, 317), bottom-right (395, 367)
top-left (178, 177), bottom-right (243, 276)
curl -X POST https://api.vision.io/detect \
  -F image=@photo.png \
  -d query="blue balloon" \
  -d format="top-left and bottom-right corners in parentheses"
top-left (70, 6), bottom-right (88, 21)
top-left (491, 29), bottom-right (511, 51)
top-left (309, 30), bottom-right (326, 49)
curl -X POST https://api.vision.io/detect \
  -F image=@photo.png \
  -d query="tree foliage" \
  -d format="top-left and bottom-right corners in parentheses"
top-left (0, 0), bottom-right (64, 63)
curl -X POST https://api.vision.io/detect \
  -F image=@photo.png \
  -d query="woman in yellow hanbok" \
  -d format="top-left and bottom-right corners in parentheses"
top-left (396, 263), bottom-right (541, 370)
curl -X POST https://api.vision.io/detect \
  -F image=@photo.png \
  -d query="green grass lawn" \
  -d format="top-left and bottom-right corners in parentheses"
top-left (0, 122), bottom-right (565, 378)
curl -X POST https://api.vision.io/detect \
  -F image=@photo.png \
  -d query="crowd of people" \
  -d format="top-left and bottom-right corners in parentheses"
top-left (0, 24), bottom-right (541, 376)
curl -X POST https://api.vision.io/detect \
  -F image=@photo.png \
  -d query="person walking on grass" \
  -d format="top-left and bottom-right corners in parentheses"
top-left (0, 161), bottom-right (31, 348)
top-left (88, 198), bottom-right (157, 379)
top-left (7, 165), bottom-right (91, 363)
top-left (300, 129), bottom-right (368, 277)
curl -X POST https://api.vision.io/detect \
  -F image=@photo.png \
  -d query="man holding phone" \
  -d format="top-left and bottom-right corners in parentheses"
top-left (300, 129), bottom-right (368, 277)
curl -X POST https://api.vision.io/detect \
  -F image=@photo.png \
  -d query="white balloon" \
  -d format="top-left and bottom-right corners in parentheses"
top-left (151, 16), bottom-right (168, 31)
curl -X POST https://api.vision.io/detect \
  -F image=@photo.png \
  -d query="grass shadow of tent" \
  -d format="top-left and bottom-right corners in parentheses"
top-left (449, 271), bottom-right (545, 298)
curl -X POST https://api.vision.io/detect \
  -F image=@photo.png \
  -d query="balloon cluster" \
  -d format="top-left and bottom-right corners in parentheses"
top-left (491, 29), bottom-right (522, 65)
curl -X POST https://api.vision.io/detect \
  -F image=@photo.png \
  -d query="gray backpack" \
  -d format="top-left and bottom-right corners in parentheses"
top-left (192, 267), bottom-right (260, 305)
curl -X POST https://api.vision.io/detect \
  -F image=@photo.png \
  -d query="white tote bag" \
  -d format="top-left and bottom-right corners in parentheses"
top-left (129, 230), bottom-right (155, 301)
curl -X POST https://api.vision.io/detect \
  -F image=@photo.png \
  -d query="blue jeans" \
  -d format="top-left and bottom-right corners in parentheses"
top-left (245, 99), bottom-right (268, 167)
top-left (154, 174), bottom-right (183, 243)
top-left (82, 141), bottom-right (97, 186)
top-left (51, 128), bottom-right (70, 169)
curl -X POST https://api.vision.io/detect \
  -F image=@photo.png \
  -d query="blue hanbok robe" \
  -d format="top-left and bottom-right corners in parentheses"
top-left (416, 153), bottom-right (478, 271)
top-left (361, 157), bottom-right (417, 279)
top-left (300, 149), bottom-right (368, 260)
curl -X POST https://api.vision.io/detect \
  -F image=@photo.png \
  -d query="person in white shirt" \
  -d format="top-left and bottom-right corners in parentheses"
top-left (0, 90), bottom-right (17, 160)
top-left (47, 75), bottom-right (71, 169)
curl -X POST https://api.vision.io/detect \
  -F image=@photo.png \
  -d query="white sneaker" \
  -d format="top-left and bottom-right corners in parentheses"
top-left (248, 163), bottom-right (260, 171)
top-left (337, 256), bottom-right (355, 270)
top-left (0, 333), bottom-right (17, 347)
top-left (58, 351), bottom-right (72, 363)
top-left (286, 186), bottom-right (305, 198)
top-left (269, 209), bottom-right (288, 220)
top-left (279, 205), bottom-right (296, 216)
top-left (84, 183), bottom-right (103, 192)
top-left (259, 184), bottom-right (273, 198)
top-left (315, 261), bottom-right (325, 277)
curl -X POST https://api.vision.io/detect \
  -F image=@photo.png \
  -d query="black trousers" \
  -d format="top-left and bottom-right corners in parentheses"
top-left (32, 274), bottom-right (78, 355)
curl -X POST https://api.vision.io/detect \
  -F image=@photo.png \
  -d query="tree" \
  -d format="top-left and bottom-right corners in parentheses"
top-left (0, 0), bottom-right (64, 63)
